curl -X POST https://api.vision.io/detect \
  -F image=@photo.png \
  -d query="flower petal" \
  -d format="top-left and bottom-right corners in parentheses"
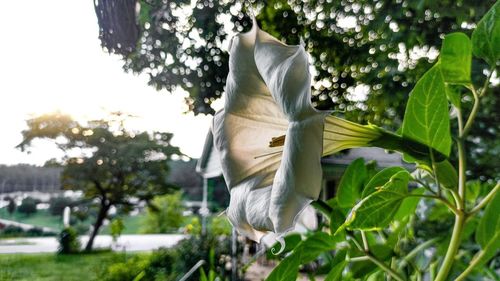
top-left (254, 24), bottom-right (328, 234)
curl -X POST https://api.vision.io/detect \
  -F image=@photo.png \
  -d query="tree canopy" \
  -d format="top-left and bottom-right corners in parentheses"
top-left (18, 112), bottom-right (182, 250)
top-left (95, 0), bottom-right (498, 179)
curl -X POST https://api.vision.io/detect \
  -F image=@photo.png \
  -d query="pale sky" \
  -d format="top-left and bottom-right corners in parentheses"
top-left (0, 1), bottom-right (219, 165)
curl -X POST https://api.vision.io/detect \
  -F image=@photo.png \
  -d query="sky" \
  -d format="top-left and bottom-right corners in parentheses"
top-left (0, 1), bottom-right (219, 165)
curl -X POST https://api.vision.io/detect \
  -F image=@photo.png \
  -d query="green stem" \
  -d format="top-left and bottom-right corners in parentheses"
top-left (462, 85), bottom-right (479, 137)
top-left (454, 249), bottom-right (487, 281)
top-left (348, 256), bottom-right (370, 262)
top-left (434, 212), bottom-right (465, 281)
top-left (348, 233), bottom-right (406, 281)
top-left (366, 254), bottom-right (406, 281)
top-left (405, 194), bottom-right (459, 216)
top-left (456, 141), bottom-right (466, 210)
top-left (398, 238), bottom-right (440, 270)
top-left (311, 200), bottom-right (333, 219)
top-left (361, 231), bottom-right (369, 252)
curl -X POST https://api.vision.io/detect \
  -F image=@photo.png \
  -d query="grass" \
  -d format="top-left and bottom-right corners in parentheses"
top-left (0, 209), bottom-right (62, 230)
top-left (101, 214), bottom-right (147, 235)
top-left (0, 251), bottom-right (144, 281)
top-left (0, 208), bottom-right (146, 234)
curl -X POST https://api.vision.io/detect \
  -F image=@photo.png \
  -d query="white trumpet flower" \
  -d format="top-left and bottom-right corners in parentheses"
top-left (212, 18), bottom-right (382, 244)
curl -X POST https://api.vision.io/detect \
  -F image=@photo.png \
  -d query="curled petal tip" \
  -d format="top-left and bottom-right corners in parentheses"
top-left (270, 236), bottom-right (286, 255)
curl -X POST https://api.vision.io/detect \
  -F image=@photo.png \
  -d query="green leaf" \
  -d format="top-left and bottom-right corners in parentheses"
top-left (476, 191), bottom-right (500, 248)
top-left (445, 84), bottom-right (462, 109)
top-left (439, 32), bottom-right (472, 84)
top-left (471, 1), bottom-right (500, 66)
top-left (265, 250), bottom-right (302, 281)
top-left (394, 188), bottom-right (425, 221)
top-left (362, 167), bottom-right (407, 198)
top-left (298, 232), bottom-right (338, 263)
top-left (324, 249), bottom-right (347, 281)
top-left (337, 158), bottom-right (367, 208)
top-left (343, 171), bottom-right (410, 230)
top-left (402, 65), bottom-right (451, 158)
top-left (434, 160), bottom-right (458, 189)
top-left (475, 231), bottom-right (500, 269)
top-left (199, 268), bottom-right (208, 281)
top-left (324, 261), bottom-right (347, 281)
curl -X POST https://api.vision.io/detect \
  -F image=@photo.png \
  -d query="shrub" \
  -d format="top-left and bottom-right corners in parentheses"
top-left (17, 197), bottom-right (37, 216)
top-left (48, 196), bottom-right (74, 216)
top-left (102, 257), bottom-right (149, 281)
top-left (142, 192), bottom-right (184, 234)
top-left (58, 227), bottom-right (81, 254)
top-left (6, 198), bottom-right (16, 215)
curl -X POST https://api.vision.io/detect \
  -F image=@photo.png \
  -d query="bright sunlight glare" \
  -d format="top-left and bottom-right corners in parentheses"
top-left (0, 1), bottom-right (219, 165)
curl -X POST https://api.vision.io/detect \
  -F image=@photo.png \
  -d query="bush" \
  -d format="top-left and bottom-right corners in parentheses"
top-left (173, 234), bottom-right (236, 280)
top-left (58, 227), bottom-right (81, 254)
top-left (48, 196), bottom-right (74, 216)
top-left (0, 225), bottom-right (55, 238)
top-left (143, 248), bottom-right (177, 281)
top-left (6, 198), bottom-right (16, 215)
top-left (100, 233), bottom-right (238, 281)
top-left (142, 192), bottom-right (184, 234)
top-left (17, 197), bottom-right (37, 216)
top-left (102, 257), bottom-right (149, 281)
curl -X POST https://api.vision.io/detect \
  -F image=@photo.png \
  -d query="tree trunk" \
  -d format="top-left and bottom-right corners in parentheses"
top-left (85, 202), bottom-right (110, 251)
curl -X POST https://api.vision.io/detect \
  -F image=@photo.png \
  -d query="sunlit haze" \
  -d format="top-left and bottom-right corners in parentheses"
top-left (0, 1), bottom-right (220, 165)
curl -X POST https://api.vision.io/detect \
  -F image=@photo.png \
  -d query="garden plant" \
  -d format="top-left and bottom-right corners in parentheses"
top-left (210, 2), bottom-right (499, 281)
top-left (254, 3), bottom-right (499, 281)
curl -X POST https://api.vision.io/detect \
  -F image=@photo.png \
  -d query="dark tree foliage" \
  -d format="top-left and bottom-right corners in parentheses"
top-left (17, 113), bottom-right (181, 250)
top-left (96, 1), bottom-right (498, 177)
top-left (17, 197), bottom-right (37, 216)
top-left (6, 198), bottom-right (16, 215)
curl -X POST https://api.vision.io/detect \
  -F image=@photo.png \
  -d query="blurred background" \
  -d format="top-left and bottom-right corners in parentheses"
top-left (0, 0), bottom-right (497, 280)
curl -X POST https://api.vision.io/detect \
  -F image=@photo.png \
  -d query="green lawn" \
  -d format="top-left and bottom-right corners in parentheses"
top-left (0, 207), bottom-right (146, 234)
top-left (0, 252), bottom-right (143, 281)
top-left (0, 209), bottom-right (62, 230)
top-left (101, 214), bottom-right (147, 235)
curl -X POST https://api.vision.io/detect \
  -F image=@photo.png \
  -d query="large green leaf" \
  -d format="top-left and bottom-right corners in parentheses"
top-left (298, 232), bottom-right (338, 263)
top-left (440, 32), bottom-right (472, 85)
top-left (471, 1), bottom-right (500, 66)
top-left (361, 167), bottom-right (407, 198)
top-left (394, 188), bottom-right (425, 221)
top-left (324, 249), bottom-right (347, 281)
top-left (265, 250), bottom-right (301, 281)
top-left (324, 261), bottom-right (347, 281)
top-left (476, 191), bottom-right (500, 248)
top-left (343, 171), bottom-right (410, 230)
top-left (337, 158), bottom-right (367, 208)
top-left (402, 66), bottom-right (451, 158)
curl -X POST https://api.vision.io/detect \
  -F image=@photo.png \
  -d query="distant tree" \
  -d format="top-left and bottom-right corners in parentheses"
top-left (17, 197), bottom-right (37, 216)
top-left (6, 197), bottom-right (16, 216)
top-left (17, 112), bottom-right (181, 251)
top-left (142, 192), bottom-right (184, 234)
